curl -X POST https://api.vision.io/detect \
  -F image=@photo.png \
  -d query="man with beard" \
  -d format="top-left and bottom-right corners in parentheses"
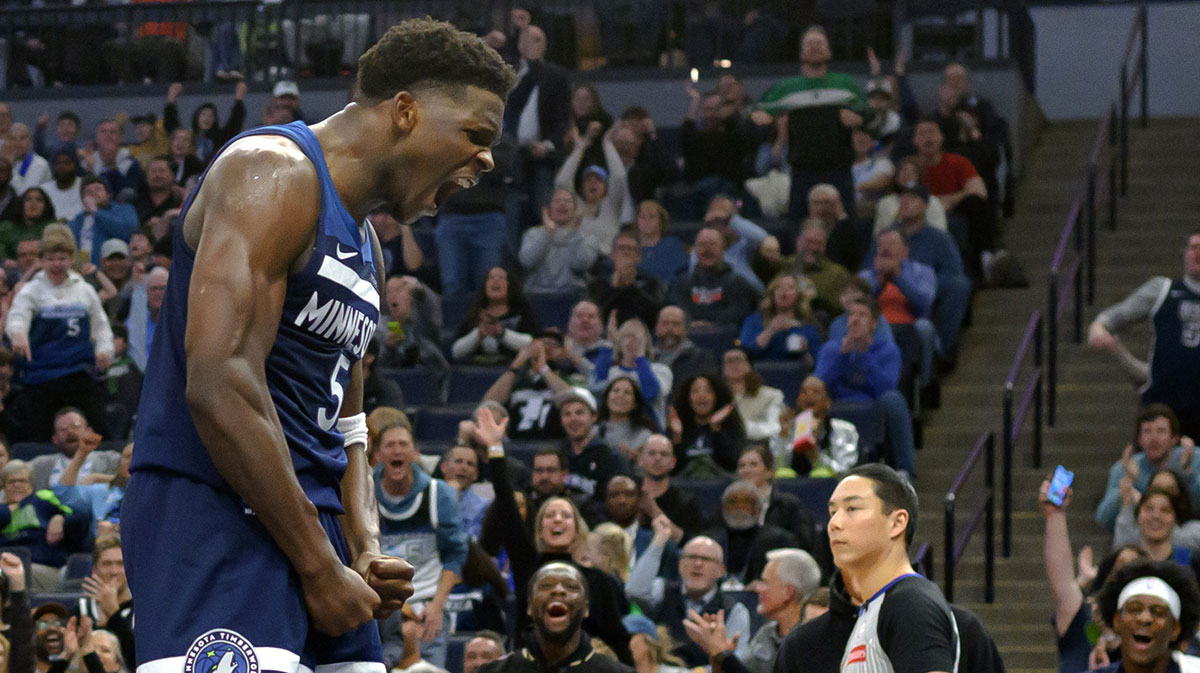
top-left (603, 474), bottom-right (676, 576)
top-left (1093, 560), bottom-right (1200, 673)
top-left (636, 434), bottom-right (706, 542)
top-left (703, 480), bottom-right (799, 584)
top-left (478, 562), bottom-right (630, 673)
top-left (34, 602), bottom-right (69, 672)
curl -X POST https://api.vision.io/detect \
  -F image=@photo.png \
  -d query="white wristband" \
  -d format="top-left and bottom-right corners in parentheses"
top-left (487, 444), bottom-right (505, 459)
top-left (337, 412), bottom-right (369, 450)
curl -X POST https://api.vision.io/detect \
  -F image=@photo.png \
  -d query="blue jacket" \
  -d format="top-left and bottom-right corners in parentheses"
top-left (640, 237), bottom-right (689, 284)
top-left (68, 203), bottom-right (138, 263)
top-left (868, 226), bottom-right (965, 280)
top-left (814, 336), bottom-right (902, 401)
top-left (859, 259), bottom-right (937, 320)
top-left (374, 465), bottom-right (468, 588)
top-left (739, 311), bottom-right (824, 360)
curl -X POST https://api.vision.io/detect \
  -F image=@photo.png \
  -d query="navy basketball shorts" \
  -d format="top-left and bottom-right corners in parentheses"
top-left (122, 470), bottom-right (384, 673)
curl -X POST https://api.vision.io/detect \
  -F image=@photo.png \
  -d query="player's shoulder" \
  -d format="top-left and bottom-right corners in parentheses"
top-left (204, 133), bottom-right (320, 199)
top-left (882, 575), bottom-right (952, 615)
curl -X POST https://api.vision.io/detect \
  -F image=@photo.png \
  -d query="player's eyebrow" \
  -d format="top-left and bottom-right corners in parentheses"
top-left (829, 495), bottom-right (867, 506)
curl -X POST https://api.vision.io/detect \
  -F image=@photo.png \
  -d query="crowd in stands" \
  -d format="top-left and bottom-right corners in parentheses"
top-left (0, 6), bottom-right (1060, 673)
top-left (1035, 228), bottom-right (1200, 673)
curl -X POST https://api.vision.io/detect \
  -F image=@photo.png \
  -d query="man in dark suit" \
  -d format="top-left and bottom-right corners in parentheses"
top-left (505, 24), bottom-right (572, 233)
top-left (705, 480), bottom-right (799, 584)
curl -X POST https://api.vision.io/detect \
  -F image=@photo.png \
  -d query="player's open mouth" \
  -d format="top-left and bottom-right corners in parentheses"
top-left (433, 177), bottom-right (477, 208)
top-left (1131, 634), bottom-right (1153, 647)
top-left (546, 602), bottom-right (569, 622)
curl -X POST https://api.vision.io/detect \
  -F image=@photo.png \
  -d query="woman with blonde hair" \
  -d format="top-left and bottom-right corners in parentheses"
top-left (592, 318), bottom-right (672, 422)
top-left (480, 408), bottom-right (633, 661)
top-left (579, 522), bottom-right (632, 582)
top-left (739, 273), bottom-right (823, 364)
top-left (624, 615), bottom-right (690, 673)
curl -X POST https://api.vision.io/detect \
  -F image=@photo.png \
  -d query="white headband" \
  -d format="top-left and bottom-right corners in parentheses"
top-left (1118, 577), bottom-right (1182, 620)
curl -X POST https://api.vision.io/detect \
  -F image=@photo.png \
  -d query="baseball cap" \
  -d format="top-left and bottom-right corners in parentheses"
top-left (897, 182), bottom-right (930, 202)
top-left (33, 602), bottom-right (68, 623)
top-left (130, 113), bottom-right (157, 126)
top-left (555, 386), bottom-right (597, 413)
top-left (622, 614), bottom-right (658, 639)
top-left (866, 77), bottom-right (895, 98)
top-left (272, 80), bottom-right (300, 98)
top-left (100, 239), bottom-right (130, 259)
top-left (581, 165), bottom-right (609, 182)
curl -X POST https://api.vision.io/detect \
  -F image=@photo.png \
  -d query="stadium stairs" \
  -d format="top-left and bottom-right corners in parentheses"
top-left (909, 116), bottom-right (1200, 673)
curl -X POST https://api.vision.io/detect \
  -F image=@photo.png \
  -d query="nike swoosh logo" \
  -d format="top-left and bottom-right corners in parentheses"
top-left (335, 244), bottom-right (357, 260)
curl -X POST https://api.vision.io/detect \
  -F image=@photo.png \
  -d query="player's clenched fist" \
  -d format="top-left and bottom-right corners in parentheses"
top-left (302, 562), bottom-right (381, 636)
top-left (354, 552), bottom-right (416, 618)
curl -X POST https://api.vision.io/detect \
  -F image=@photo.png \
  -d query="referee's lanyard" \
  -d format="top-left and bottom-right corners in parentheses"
top-left (857, 572), bottom-right (921, 617)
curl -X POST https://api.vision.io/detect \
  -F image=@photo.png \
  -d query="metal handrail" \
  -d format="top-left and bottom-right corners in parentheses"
top-left (944, 432), bottom-right (995, 603)
top-left (1000, 311), bottom-right (1042, 556)
top-left (1046, 202), bottom-right (1083, 426)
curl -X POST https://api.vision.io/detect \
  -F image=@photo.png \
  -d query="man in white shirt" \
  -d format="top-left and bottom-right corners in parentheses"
top-left (40, 149), bottom-right (83, 222)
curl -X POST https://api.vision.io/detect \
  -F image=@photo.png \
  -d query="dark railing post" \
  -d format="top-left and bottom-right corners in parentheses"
top-left (1086, 163), bottom-right (1097, 304)
top-left (985, 433), bottom-right (995, 603)
top-left (1120, 70), bottom-right (1129, 196)
top-left (1002, 386), bottom-right (1013, 557)
top-left (1108, 140), bottom-right (1119, 231)
top-left (1034, 372), bottom-right (1044, 469)
top-left (1047, 271), bottom-right (1059, 426)
top-left (944, 493), bottom-right (955, 603)
top-left (1074, 259), bottom-right (1084, 344)
top-left (1140, 3), bottom-right (1148, 129)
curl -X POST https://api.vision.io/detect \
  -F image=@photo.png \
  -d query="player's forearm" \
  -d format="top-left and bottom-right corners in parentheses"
top-left (340, 442), bottom-right (381, 561)
top-left (431, 569), bottom-right (459, 608)
top-left (186, 359), bottom-right (340, 578)
top-left (59, 454), bottom-right (86, 486)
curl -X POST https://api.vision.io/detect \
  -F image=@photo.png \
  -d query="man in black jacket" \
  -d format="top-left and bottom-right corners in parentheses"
top-left (704, 480), bottom-right (800, 583)
top-left (478, 562), bottom-right (632, 673)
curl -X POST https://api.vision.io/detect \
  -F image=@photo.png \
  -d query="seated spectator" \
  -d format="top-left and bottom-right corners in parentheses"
top-left (478, 409), bottom-right (632, 662)
top-left (589, 231), bottom-right (666, 331)
top-left (851, 128), bottom-right (894, 215)
top-left (80, 535), bottom-right (134, 666)
top-left (131, 157), bottom-right (183, 225)
top-left (555, 123), bottom-right (629, 254)
top-left (125, 266), bottom-right (167, 372)
top-left (689, 195), bottom-right (775, 292)
top-left (1091, 560), bottom-right (1200, 673)
top-left (82, 119), bottom-right (147, 202)
top-left (519, 189), bottom-right (599, 294)
top-left (98, 239), bottom-right (135, 315)
top-left (597, 375), bottom-right (658, 462)
top-left (565, 299), bottom-right (610, 378)
top-left (441, 445), bottom-right (492, 540)
top-left (1096, 404), bottom-right (1200, 530)
top-left (615, 109), bottom-right (677, 206)
top-left (68, 178), bottom-right (139, 265)
top-left (126, 113), bottom-right (169, 169)
top-left (634, 200), bottom-right (688, 284)
top-left (555, 387), bottom-right (632, 501)
top-left (913, 118), bottom-right (995, 281)
top-left (1114, 469), bottom-right (1200, 552)
top-left (163, 80), bottom-right (247, 164)
top-left (33, 408), bottom-right (115, 490)
top-left (814, 297), bottom-right (916, 479)
top-left (637, 434), bottom-right (707, 543)
top-left (6, 227), bottom-right (113, 442)
top-left (828, 276), bottom-right (895, 347)
top-left (806, 184), bottom-right (867, 272)
top-left (625, 530), bottom-right (751, 667)
top-left (667, 373), bottom-right (746, 476)
top-left (739, 274), bottom-right (822, 364)
top-left (873, 157), bottom-right (950, 236)
top-left (452, 266), bottom-right (538, 366)
top-left (374, 417), bottom-right (467, 667)
top-left (580, 522), bottom-right (632, 583)
top-left (771, 220), bottom-right (851, 320)
top-left (378, 275), bottom-right (448, 376)
top-left (34, 110), bottom-right (82, 161)
top-left (462, 632), bottom-right (505, 673)
top-left (40, 149), bottom-right (84, 223)
top-left (623, 615), bottom-right (690, 673)
top-left (601, 474), bottom-right (678, 576)
top-left (653, 305), bottom-right (717, 386)
top-left (722, 348), bottom-right (785, 443)
top-left (887, 183), bottom-right (971, 362)
top-left (679, 87), bottom-right (753, 221)
top-left (668, 228), bottom-right (761, 328)
top-left (51, 436), bottom-right (129, 533)
top-left (1129, 487), bottom-right (1200, 574)
top-left (0, 460), bottom-right (83, 590)
top-left (7, 124), bottom-right (51, 196)
top-left (859, 227), bottom-right (937, 388)
top-left (705, 480), bottom-right (800, 583)
top-left (592, 319), bottom-right (672, 423)
top-left (0, 187), bottom-right (56, 261)
top-left (741, 549), bottom-right (823, 673)
top-left (781, 376), bottom-right (859, 477)
top-left (1088, 232), bottom-right (1200, 438)
top-left (166, 129), bottom-right (204, 187)
top-left (484, 337), bottom-right (576, 442)
top-left (735, 447), bottom-right (814, 551)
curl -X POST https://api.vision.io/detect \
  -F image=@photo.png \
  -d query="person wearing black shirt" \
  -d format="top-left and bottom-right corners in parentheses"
top-left (478, 563), bottom-right (632, 673)
top-left (636, 434), bottom-right (706, 542)
top-left (704, 481), bottom-right (799, 584)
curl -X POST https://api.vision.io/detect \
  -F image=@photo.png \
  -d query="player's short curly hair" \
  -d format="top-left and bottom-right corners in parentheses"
top-left (356, 17), bottom-right (516, 103)
top-left (1098, 559), bottom-right (1200, 647)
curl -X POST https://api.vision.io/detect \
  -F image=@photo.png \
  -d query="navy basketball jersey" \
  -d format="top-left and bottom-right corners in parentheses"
top-left (1149, 279), bottom-right (1200, 410)
top-left (131, 122), bottom-right (380, 512)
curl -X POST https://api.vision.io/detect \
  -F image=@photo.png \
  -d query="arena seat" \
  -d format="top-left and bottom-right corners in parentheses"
top-left (689, 324), bottom-right (740, 358)
top-left (527, 290), bottom-right (581, 331)
top-left (828, 399), bottom-right (886, 461)
top-left (754, 360), bottom-right (811, 404)
top-left (379, 366), bottom-right (443, 407)
top-left (415, 406), bottom-right (477, 442)
top-left (10, 443), bottom-right (57, 461)
top-left (447, 366), bottom-right (507, 405)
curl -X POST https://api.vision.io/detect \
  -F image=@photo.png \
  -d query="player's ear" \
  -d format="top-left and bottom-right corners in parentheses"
top-left (390, 91), bottom-right (418, 138)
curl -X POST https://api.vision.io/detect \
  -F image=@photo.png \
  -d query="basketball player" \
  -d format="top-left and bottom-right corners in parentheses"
top-left (122, 18), bottom-right (515, 673)
top-left (826, 464), bottom-right (958, 672)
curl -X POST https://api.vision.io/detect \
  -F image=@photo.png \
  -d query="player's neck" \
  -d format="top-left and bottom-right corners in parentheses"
top-left (843, 549), bottom-right (916, 605)
top-left (311, 105), bottom-right (386, 223)
top-left (535, 630), bottom-right (582, 666)
top-left (1123, 654), bottom-right (1173, 673)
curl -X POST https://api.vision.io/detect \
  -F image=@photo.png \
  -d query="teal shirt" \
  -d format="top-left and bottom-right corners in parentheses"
top-left (1095, 446), bottom-right (1200, 529)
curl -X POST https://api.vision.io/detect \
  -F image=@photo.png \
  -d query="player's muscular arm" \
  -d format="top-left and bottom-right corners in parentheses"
top-left (339, 360), bottom-right (414, 618)
top-left (183, 141), bottom-right (379, 636)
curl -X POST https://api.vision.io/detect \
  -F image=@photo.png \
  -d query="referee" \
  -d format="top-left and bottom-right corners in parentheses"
top-left (825, 464), bottom-right (958, 673)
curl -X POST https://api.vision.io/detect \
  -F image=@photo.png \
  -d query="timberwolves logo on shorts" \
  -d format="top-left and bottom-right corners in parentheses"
top-left (184, 629), bottom-right (259, 673)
